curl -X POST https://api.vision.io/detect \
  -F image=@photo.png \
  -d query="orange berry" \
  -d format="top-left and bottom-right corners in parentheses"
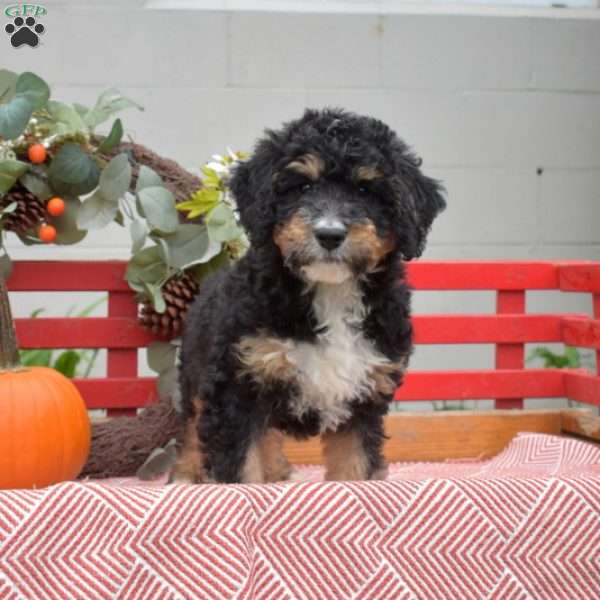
top-left (38, 224), bottom-right (57, 244)
top-left (28, 143), bottom-right (47, 164)
top-left (46, 197), bottom-right (66, 217)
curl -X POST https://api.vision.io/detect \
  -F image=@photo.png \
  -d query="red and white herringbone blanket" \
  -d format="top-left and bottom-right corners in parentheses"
top-left (1, 433), bottom-right (599, 600)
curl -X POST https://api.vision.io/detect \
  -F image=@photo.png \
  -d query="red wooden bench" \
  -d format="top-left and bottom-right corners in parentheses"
top-left (7, 259), bottom-right (600, 460)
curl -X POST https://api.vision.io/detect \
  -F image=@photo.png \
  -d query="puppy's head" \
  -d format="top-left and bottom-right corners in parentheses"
top-left (230, 108), bottom-right (446, 284)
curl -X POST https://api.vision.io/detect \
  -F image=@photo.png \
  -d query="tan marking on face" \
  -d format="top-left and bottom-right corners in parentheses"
top-left (355, 165), bottom-right (384, 182)
top-left (273, 213), bottom-right (313, 257)
top-left (236, 334), bottom-right (297, 385)
top-left (285, 153), bottom-right (325, 181)
top-left (322, 429), bottom-right (369, 481)
top-left (369, 357), bottom-right (408, 396)
top-left (171, 396), bottom-right (206, 484)
top-left (346, 221), bottom-right (395, 269)
top-left (259, 429), bottom-right (292, 482)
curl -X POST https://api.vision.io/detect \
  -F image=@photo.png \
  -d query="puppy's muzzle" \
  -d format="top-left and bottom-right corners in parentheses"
top-left (314, 218), bottom-right (347, 251)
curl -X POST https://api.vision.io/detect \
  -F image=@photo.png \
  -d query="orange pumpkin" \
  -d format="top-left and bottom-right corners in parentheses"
top-left (0, 276), bottom-right (91, 489)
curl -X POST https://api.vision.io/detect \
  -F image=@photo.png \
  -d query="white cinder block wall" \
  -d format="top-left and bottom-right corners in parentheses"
top-left (4, 2), bottom-right (600, 407)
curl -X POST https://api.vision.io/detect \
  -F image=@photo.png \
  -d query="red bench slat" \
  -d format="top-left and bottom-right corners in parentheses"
top-left (8, 260), bottom-right (563, 292)
top-left (394, 369), bottom-right (567, 401)
top-left (7, 261), bottom-right (129, 291)
top-left (75, 369), bottom-right (568, 409)
top-left (558, 263), bottom-right (600, 293)
top-left (13, 313), bottom-right (579, 348)
top-left (564, 372), bottom-right (600, 407)
top-left (413, 314), bottom-right (570, 344)
top-left (15, 317), bottom-right (155, 348)
top-left (406, 261), bottom-right (558, 290)
top-left (561, 317), bottom-right (600, 350)
top-left (75, 378), bottom-right (156, 409)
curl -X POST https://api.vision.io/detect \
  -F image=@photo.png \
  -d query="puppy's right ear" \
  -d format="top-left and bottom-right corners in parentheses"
top-left (229, 154), bottom-right (275, 246)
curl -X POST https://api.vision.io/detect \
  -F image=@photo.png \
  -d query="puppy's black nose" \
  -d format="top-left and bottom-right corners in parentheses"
top-left (314, 223), bottom-right (347, 250)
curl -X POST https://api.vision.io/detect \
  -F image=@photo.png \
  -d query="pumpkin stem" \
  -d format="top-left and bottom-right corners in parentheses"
top-left (0, 273), bottom-right (21, 371)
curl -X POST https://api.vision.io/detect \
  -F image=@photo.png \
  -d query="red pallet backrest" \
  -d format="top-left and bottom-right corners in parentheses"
top-left (7, 260), bottom-right (600, 414)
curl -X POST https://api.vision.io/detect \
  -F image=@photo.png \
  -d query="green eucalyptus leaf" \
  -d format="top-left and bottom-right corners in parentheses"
top-left (135, 165), bottom-right (163, 192)
top-left (126, 245), bottom-right (167, 287)
top-left (0, 253), bottom-right (12, 279)
top-left (16, 232), bottom-right (39, 246)
top-left (114, 209), bottom-right (125, 227)
top-left (147, 341), bottom-right (177, 374)
top-left (182, 249), bottom-right (231, 284)
top-left (145, 282), bottom-right (166, 313)
top-left (127, 281), bottom-right (145, 294)
top-left (99, 153), bottom-right (131, 201)
top-left (137, 186), bottom-right (178, 233)
top-left (15, 72), bottom-right (50, 111)
top-left (157, 365), bottom-right (178, 401)
top-left (84, 88), bottom-right (143, 130)
top-left (164, 438), bottom-right (178, 459)
top-left (136, 446), bottom-right (177, 480)
top-left (0, 95), bottom-right (33, 140)
top-left (1, 201), bottom-right (17, 215)
top-left (76, 190), bottom-right (119, 230)
top-left (97, 118), bottom-right (124, 153)
top-left (73, 103), bottom-right (89, 118)
top-left (160, 223), bottom-right (221, 270)
top-left (130, 218), bottom-right (147, 253)
top-left (48, 143), bottom-right (100, 196)
top-left (51, 196), bottom-right (87, 244)
top-left (46, 100), bottom-right (86, 135)
top-left (0, 159), bottom-right (28, 194)
top-left (20, 171), bottom-right (52, 201)
top-left (206, 203), bottom-right (243, 243)
top-left (155, 236), bottom-right (170, 266)
top-left (0, 69), bottom-right (18, 104)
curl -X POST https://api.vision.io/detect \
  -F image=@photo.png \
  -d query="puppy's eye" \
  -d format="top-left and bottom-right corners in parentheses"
top-left (358, 186), bottom-right (368, 195)
top-left (301, 183), bottom-right (313, 193)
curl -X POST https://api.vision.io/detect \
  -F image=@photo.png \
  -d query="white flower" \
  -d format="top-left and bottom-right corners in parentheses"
top-left (206, 161), bottom-right (229, 174)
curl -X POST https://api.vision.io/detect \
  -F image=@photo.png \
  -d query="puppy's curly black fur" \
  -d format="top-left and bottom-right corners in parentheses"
top-left (173, 108), bottom-right (446, 484)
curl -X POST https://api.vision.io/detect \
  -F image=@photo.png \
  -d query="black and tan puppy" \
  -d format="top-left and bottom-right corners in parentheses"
top-left (172, 108), bottom-right (445, 484)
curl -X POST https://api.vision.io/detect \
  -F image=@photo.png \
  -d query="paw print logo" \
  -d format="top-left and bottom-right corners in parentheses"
top-left (5, 16), bottom-right (45, 48)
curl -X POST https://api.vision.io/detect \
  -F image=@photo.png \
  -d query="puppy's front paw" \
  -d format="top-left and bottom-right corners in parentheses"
top-left (168, 472), bottom-right (197, 485)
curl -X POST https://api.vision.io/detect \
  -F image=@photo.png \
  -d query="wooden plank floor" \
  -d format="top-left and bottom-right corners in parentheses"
top-left (283, 409), bottom-right (596, 464)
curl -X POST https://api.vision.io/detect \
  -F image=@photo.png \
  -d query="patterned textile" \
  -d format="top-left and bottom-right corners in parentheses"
top-left (1, 433), bottom-right (599, 599)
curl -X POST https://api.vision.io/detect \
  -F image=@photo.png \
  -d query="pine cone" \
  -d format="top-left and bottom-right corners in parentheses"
top-left (0, 183), bottom-right (46, 234)
top-left (139, 273), bottom-right (199, 338)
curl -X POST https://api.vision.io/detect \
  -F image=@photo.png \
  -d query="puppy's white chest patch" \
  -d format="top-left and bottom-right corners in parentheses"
top-left (287, 280), bottom-right (390, 431)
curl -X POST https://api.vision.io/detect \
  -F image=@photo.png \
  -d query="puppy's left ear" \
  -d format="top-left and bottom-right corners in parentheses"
top-left (400, 169), bottom-right (446, 260)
